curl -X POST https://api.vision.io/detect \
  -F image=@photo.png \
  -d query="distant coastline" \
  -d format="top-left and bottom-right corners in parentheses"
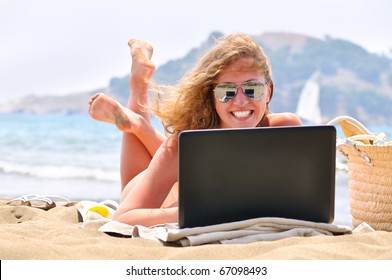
top-left (1, 31), bottom-right (391, 125)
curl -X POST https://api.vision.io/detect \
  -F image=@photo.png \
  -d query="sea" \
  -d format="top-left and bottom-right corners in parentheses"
top-left (0, 113), bottom-right (391, 227)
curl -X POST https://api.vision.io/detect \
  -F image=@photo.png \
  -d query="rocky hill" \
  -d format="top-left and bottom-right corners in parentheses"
top-left (1, 31), bottom-right (392, 124)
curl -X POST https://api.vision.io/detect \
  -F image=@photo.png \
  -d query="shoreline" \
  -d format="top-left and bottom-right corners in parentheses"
top-left (0, 170), bottom-right (352, 226)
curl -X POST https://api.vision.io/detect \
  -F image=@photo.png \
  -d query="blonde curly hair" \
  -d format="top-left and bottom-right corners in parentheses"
top-left (149, 33), bottom-right (273, 133)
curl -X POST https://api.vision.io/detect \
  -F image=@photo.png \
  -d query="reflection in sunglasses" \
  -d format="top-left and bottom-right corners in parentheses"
top-left (214, 81), bottom-right (265, 103)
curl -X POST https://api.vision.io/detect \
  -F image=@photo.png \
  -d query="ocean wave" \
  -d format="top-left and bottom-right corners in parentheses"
top-left (0, 160), bottom-right (119, 182)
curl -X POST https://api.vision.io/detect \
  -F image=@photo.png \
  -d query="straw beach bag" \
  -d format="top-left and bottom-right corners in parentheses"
top-left (327, 116), bottom-right (392, 231)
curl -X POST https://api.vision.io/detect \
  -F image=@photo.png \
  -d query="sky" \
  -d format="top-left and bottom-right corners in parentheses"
top-left (1, 0), bottom-right (391, 103)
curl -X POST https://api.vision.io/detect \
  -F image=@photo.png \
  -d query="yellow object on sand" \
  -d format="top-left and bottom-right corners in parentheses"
top-left (87, 205), bottom-right (109, 218)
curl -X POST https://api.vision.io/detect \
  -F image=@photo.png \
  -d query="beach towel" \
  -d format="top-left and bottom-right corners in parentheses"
top-left (77, 201), bottom-right (361, 246)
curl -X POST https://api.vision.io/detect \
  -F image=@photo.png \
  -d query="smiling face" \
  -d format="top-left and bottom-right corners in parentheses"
top-left (213, 58), bottom-right (272, 129)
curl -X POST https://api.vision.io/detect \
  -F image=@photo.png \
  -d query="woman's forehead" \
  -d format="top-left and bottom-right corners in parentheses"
top-left (216, 58), bottom-right (264, 83)
top-left (220, 58), bottom-right (261, 75)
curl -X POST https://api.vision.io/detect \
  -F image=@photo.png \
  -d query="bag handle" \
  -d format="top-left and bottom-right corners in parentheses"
top-left (327, 115), bottom-right (387, 144)
top-left (328, 116), bottom-right (389, 166)
top-left (326, 115), bottom-right (371, 139)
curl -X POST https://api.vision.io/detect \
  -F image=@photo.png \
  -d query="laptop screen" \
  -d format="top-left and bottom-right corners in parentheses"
top-left (178, 126), bottom-right (336, 228)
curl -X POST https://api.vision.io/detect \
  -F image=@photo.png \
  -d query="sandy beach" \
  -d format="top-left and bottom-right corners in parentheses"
top-left (1, 198), bottom-right (392, 260)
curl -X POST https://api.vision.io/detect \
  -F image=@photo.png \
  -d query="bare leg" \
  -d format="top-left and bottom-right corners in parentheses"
top-left (89, 40), bottom-right (178, 216)
top-left (89, 39), bottom-right (165, 190)
top-left (122, 41), bottom-right (178, 207)
top-left (121, 39), bottom-right (164, 189)
top-left (113, 133), bottom-right (179, 226)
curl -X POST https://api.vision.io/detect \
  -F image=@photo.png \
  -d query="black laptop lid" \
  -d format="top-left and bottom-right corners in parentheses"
top-left (178, 126), bottom-right (336, 228)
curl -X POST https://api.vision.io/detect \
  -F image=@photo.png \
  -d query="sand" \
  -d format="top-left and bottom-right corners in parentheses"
top-left (1, 198), bottom-right (392, 260)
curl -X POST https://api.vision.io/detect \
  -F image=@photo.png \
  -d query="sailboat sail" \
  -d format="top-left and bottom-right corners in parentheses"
top-left (296, 73), bottom-right (322, 124)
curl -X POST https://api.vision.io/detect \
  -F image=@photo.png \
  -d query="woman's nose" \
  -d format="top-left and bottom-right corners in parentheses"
top-left (232, 88), bottom-right (249, 106)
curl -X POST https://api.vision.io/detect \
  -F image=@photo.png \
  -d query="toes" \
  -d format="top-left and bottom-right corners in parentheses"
top-left (128, 39), bottom-right (136, 47)
top-left (89, 93), bottom-right (104, 105)
top-left (128, 39), bottom-right (153, 60)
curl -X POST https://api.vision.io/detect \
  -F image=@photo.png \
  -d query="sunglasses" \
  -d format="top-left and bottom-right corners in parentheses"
top-left (214, 81), bottom-right (266, 103)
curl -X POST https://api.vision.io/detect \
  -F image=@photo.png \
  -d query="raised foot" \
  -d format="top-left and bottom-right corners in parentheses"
top-left (128, 39), bottom-right (155, 82)
top-left (88, 93), bottom-right (141, 134)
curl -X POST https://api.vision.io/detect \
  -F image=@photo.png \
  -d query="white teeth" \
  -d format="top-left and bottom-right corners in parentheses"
top-left (232, 110), bottom-right (252, 118)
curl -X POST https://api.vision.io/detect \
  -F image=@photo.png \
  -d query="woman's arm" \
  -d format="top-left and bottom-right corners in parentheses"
top-left (113, 207), bottom-right (178, 227)
top-left (267, 112), bottom-right (302, 126)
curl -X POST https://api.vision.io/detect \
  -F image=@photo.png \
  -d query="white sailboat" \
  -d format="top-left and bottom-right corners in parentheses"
top-left (295, 72), bottom-right (322, 125)
top-left (296, 73), bottom-right (348, 171)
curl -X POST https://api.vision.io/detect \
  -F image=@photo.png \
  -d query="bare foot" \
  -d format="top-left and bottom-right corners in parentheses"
top-left (128, 39), bottom-right (155, 83)
top-left (88, 93), bottom-right (142, 134)
top-left (126, 39), bottom-right (156, 119)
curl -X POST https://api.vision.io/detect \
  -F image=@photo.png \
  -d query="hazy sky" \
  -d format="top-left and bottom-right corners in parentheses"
top-left (1, 0), bottom-right (391, 103)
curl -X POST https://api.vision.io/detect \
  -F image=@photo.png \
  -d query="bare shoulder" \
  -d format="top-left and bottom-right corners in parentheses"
top-left (267, 112), bottom-right (302, 127)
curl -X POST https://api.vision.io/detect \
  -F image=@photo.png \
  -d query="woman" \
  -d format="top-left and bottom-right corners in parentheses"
top-left (88, 33), bottom-right (301, 226)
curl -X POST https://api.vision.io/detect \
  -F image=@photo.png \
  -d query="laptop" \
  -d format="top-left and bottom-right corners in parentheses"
top-left (178, 125), bottom-right (336, 228)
